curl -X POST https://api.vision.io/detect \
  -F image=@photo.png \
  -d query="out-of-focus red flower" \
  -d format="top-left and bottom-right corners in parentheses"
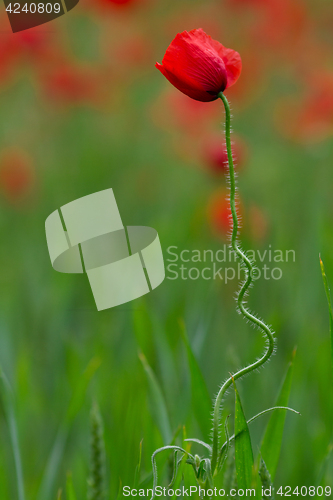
top-left (10, 29), bottom-right (52, 61)
top-left (227, 0), bottom-right (307, 53)
top-left (96, 0), bottom-right (137, 8)
top-left (39, 64), bottom-right (102, 106)
top-left (227, 0), bottom-right (265, 6)
top-left (0, 18), bottom-right (65, 89)
top-left (156, 28), bottom-right (241, 102)
top-left (296, 74), bottom-right (333, 140)
top-left (0, 150), bottom-right (35, 202)
top-left (256, 0), bottom-right (306, 50)
top-left (207, 191), bottom-right (241, 238)
top-left (249, 205), bottom-right (268, 243)
top-left (111, 34), bottom-right (152, 68)
top-left (201, 134), bottom-right (246, 174)
top-left (0, 17), bottom-right (55, 63)
top-left (275, 73), bottom-right (333, 143)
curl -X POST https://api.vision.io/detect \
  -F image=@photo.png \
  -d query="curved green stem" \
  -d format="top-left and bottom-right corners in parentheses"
top-left (210, 92), bottom-right (275, 474)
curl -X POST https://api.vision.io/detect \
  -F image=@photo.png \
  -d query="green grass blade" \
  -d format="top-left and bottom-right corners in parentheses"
top-left (179, 320), bottom-right (212, 441)
top-left (65, 473), bottom-right (77, 500)
top-left (320, 256), bottom-right (333, 387)
top-left (0, 369), bottom-right (26, 500)
top-left (134, 440), bottom-right (143, 489)
top-left (316, 444), bottom-right (333, 487)
top-left (139, 352), bottom-right (172, 444)
top-left (37, 357), bottom-right (101, 500)
top-left (233, 379), bottom-right (254, 489)
top-left (65, 357), bottom-right (102, 425)
top-left (116, 480), bottom-right (122, 500)
top-left (260, 349), bottom-right (296, 481)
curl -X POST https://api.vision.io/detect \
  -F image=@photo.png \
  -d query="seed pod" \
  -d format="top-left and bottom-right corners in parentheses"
top-left (259, 458), bottom-right (275, 499)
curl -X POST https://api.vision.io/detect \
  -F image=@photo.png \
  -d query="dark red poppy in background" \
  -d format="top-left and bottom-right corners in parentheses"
top-left (0, 149), bottom-right (35, 202)
top-left (156, 28), bottom-right (241, 102)
top-left (202, 134), bottom-right (246, 173)
top-left (97, 0), bottom-right (136, 7)
top-left (39, 63), bottom-right (100, 105)
top-left (208, 191), bottom-right (234, 237)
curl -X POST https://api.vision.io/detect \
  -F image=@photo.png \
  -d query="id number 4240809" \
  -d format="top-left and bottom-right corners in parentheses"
top-left (276, 486), bottom-right (331, 496)
top-left (5, 3), bottom-right (62, 14)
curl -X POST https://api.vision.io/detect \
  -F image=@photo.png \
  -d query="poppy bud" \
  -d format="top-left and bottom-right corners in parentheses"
top-left (156, 28), bottom-right (241, 102)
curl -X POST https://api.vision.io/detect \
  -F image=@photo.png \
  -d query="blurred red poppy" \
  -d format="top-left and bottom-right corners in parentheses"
top-left (10, 28), bottom-right (51, 59)
top-left (249, 205), bottom-right (268, 243)
top-left (0, 150), bottom-right (35, 202)
top-left (39, 63), bottom-right (101, 105)
top-left (227, 0), bottom-right (307, 53)
top-left (96, 0), bottom-right (137, 7)
top-left (156, 28), bottom-right (241, 102)
top-left (110, 34), bottom-right (152, 69)
top-left (275, 72), bottom-right (333, 143)
top-left (208, 191), bottom-right (241, 238)
top-left (201, 134), bottom-right (246, 174)
top-left (0, 18), bottom-right (65, 90)
top-left (0, 17), bottom-right (55, 62)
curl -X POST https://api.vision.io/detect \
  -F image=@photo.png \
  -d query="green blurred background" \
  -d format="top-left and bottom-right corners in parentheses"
top-left (0, 0), bottom-right (333, 497)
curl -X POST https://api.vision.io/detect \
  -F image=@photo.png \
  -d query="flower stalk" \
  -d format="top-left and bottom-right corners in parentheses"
top-left (210, 92), bottom-right (275, 474)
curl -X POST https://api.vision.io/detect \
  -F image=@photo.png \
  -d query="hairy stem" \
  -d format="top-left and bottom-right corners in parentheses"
top-left (210, 92), bottom-right (275, 473)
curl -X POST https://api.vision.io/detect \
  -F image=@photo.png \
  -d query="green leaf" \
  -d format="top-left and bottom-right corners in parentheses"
top-left (320, 256), bottom-right (333, 387)
top-left (233, 379), bottom-right (254, 490)
top-left (139, 352), bottom-right (172, 445)
top-left (0, 369), bottom-right (26, 500)
top-left (37, 357), bottom-right (101, 500)
top-left (260, 350), bottom-right (296, 481)
top-left (179, 320), bottom-right (212, 441)
top-left (65, 473), bottom-right (77, 500)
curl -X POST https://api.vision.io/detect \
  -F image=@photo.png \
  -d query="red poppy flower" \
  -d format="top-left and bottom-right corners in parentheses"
top-left (156, 29), bottom-right (241, 102)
